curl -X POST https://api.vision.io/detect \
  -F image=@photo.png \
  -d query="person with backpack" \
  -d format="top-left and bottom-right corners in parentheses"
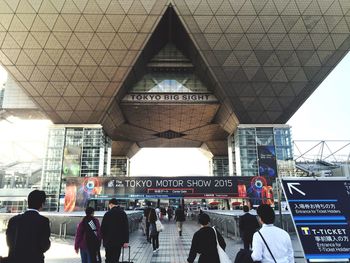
top-left (75, 207), bottom-right (102, 263)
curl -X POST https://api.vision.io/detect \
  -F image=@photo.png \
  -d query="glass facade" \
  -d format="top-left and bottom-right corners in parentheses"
top-left (132, 73), bottom-right (209, 93)
top-left (233, 125), bottom-right (294, 177)
top-left (130, 43), bottom-right (210, 94)
top-left (110, 157), bottom-right (129, 177)
top-left (41, 126), bottom-right (111, 211)
top-left (211, 156), bottom-right (229, 177)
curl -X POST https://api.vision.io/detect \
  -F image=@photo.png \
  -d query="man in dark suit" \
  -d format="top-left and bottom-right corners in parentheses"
top-left (6, 190), bottom-right (51, 263)
top-left (101, 198), bottom-right (129, 263)
top-left (239, 205), bottom-right (260, 249)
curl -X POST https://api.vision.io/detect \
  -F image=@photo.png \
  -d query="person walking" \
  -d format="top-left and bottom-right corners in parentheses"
top-left (6, 190), bottom-right (51, 263)
top-left (143, 201), bottom-right (152, 243)
top-left (74, 207), bottom-right (102, 263)
top-left (251, 204), bottom-right (294, 263)
top-left (239, 205), bottom-right (260, 249)
top-left (101, 198), bottom-right (129, 263)
top-left (187, 213), bottom-right (226, 263)
top-left (166, 206), bottom-right (173, 221)
top-left (174, 205), bottom-right (186, 236)
top-left (148, 208), bottom-right (160, 253)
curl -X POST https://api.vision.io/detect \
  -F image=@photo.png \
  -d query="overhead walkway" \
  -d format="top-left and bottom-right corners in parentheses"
top-left (0, 216), bottom-right (304, 263)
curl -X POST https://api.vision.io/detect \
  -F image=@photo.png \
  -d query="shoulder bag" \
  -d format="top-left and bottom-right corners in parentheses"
top-left (212, 227), bottom-right (231, 263)
top-left (258, 231), bottom-right (277, 263)
top-left (85, 219), bottom-right (101, 263)
top-left (155, 220), bottom-right (164, 232)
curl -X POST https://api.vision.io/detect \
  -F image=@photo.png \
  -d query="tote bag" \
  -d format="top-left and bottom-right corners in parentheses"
top-left (213, 227), bottom-right (231, 263)
top-left (156, 220), bottom-right (164, 232)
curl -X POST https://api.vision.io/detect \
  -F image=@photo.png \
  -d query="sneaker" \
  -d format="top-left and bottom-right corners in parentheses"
top-left (153, 250), bottom-right (157, 253)
top-left (156, 248), bottom-right (159, 251)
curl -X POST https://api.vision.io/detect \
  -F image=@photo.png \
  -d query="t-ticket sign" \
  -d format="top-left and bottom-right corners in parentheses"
top-left (281, 178), bottom-right (350, 261)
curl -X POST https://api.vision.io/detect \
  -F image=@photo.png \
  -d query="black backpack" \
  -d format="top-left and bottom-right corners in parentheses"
top-left (234, 249), bottom-right (261, 263)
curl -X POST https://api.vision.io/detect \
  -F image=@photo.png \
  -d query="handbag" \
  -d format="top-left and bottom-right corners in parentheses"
top-left (155, 220), bottom-right (164, 232)
top-left (212, 227), bottom-right (231, 263)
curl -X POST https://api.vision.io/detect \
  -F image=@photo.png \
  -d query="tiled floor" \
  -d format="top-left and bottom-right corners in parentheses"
top-left (0, 218), bottom-right (305, 263)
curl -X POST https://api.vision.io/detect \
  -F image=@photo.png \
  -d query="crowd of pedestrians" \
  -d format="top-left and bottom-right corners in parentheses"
top-left (1, 190), bottom-right (295, 263)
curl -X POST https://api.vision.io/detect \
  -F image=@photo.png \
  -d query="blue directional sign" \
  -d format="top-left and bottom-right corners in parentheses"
top-left (281, 178), bottom-right (350, 261)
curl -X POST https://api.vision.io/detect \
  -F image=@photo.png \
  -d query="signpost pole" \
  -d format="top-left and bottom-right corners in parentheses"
top-left (277, 178), bottom-right (283, 229)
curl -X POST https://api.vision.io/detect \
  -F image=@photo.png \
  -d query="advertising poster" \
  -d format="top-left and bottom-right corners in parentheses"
top-left (64, 176), bottom-right (275, 211)
top-left (281, 178), bottom-right (350, 261)
top-left (62, 146), bottom-right (81, 178)
top-left (258, 145), bottom-right (277, 177)
top-left (237, 176), bottom-right (275, 207)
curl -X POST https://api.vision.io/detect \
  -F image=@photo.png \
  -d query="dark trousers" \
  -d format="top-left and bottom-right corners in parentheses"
top-left (105, 245), bottom-right (122, 263)
top-left (150, 233), bottom-right (159, 251)
top-left (146, 221), bottom-right (150, 241)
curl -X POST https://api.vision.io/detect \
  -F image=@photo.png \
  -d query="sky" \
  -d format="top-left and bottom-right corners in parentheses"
top-left (287, 52), bottom-right (350, 140)
top-left (1, 51), bottom-right (350, 175)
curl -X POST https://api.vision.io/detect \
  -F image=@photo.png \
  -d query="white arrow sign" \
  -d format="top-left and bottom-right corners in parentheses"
top-left (287, 182), bottom-right (306, 196)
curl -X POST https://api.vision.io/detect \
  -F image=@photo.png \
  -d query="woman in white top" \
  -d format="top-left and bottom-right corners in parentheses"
top-left (251, 204), bottom-right (294, 263)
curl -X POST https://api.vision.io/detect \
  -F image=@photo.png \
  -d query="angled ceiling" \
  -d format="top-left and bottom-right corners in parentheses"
top-left (0, 0), bottom-right (349, 157)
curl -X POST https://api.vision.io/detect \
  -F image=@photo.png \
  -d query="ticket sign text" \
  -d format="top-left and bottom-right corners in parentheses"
top-left (281, 179), bottom-right (350, 261)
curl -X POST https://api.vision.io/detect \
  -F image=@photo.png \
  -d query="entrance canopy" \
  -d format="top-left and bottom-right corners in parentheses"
top-left (0, 1), bottom-right (349, 157)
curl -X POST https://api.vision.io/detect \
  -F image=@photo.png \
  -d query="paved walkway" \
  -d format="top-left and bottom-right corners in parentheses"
top-left (0, 219), bottom-right (305, 263)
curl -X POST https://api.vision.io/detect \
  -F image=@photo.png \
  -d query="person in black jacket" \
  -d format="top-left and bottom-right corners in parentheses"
top-left (187, 213), bottom-right (226, 263)
top-left (101, 198), bottom-right (129, 263)
top-left (174, 205), bottom-right (186, 236)
top-left (239, 205), bottom-right (260, 249)
top-left (143, 201), bottom-right (152, 243)
top-left (148, 208), bottom-right (160, 253)
top-left (6, 190), bottom-right (51, 263)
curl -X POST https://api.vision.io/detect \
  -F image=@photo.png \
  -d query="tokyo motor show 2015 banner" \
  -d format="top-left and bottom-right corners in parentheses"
top-left (64, 176), bottom-right (275, 211)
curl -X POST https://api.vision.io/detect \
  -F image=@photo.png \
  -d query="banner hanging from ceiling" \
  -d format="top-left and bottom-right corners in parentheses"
top-left (64, 176), bottom-right (275, 211)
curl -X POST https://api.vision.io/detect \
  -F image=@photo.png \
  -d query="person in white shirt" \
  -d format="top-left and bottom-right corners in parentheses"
top-left (251, 204), bottom-right (294, 263)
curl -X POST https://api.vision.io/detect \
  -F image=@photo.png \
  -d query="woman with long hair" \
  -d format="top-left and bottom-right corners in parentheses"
top-left (148, 208), bottom-right (160, 253)
top-left (75, 207), bottom-right (102, 263)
